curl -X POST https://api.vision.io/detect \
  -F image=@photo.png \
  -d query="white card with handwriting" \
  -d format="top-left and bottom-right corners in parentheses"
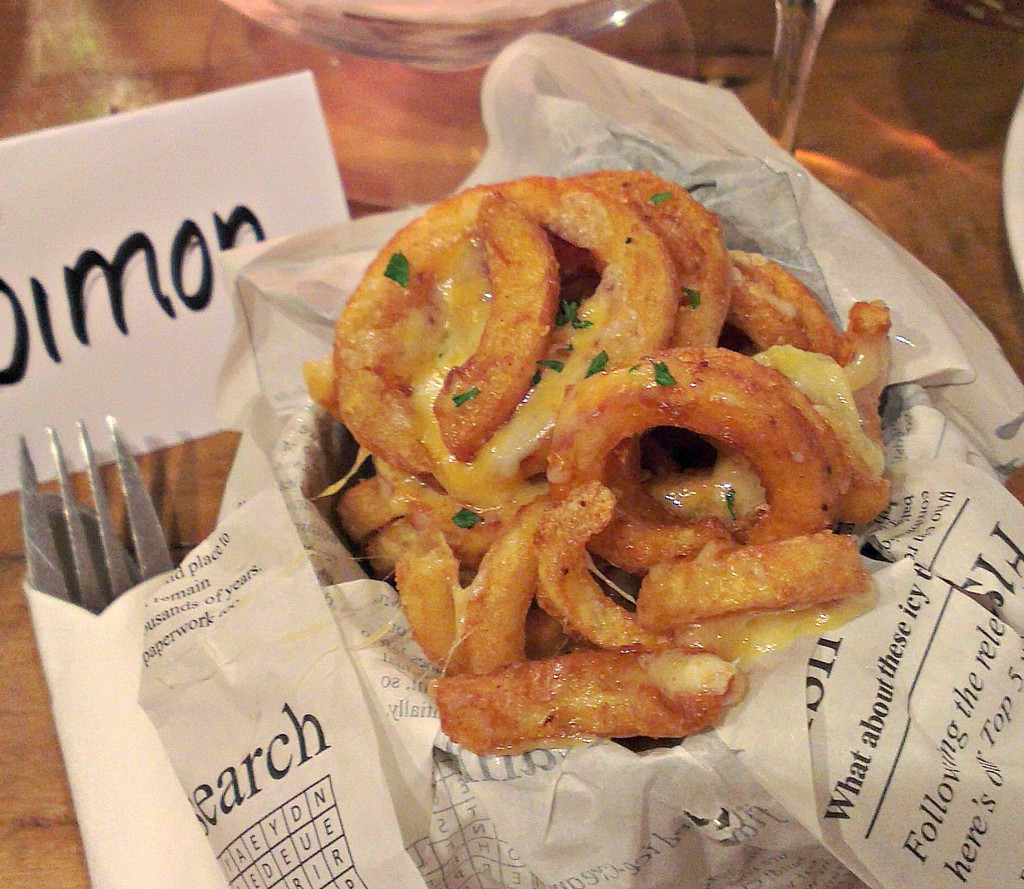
top-left (1, 71), bottom-right (347, 493)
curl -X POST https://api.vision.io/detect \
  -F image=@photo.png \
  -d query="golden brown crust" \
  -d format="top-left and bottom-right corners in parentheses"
top-left (333, 175), bottom-right (682, 488)
top-left (637, 532), bottom-right (871, 629)
top-left (432, 649), bottom-right (737, 755)
top-left (547, 348), bottom-right (849, 553)
top-left (534, 482), bottom-right (674, 652)
top-left (725, 251), bottom-right (844, 359)
top-left (573, 170), bottom-right (732, 348)
top-left (318, 171), bottom-right (893, 755)
top-left (433, 193), bottom-right (560, 461)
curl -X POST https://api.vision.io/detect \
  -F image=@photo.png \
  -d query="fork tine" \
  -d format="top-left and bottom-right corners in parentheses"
top-left (108, 416), bottom-right (173, 578)
top-left (47, 427), bottom-right (108, 613)
top-left (18, 437), bottom-right (70, 600)
top-left (78, 421), bottom-right (136, 597)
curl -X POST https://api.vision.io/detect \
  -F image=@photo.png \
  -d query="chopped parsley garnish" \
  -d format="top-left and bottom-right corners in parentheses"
top-left (531, 370), bottom-right (542, 386)
top-left (649, 191), bottom-right (673, 206)
top-left (586, 350), bottom-right (609, 377)
top-left (556, 300), bottom-right (593, 330)
top-left (383, 252), bottom-right (410, 286)
top-left (452, 387), bottom-right (479, 407)
top-left (653, 361), bottom-right (677, 387)
top-left (452, 508), bottom-right (483, 529)
top-left (685, 287), bottom-right (702, 308)
top-left (725, 487), bottom-right (737, 521)
top-left (537, 359), bottom-right (565, 373)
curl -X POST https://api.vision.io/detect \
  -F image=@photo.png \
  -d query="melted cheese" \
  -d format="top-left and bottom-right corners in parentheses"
top-left (648, 450), bottom-right (766, 526)
top-left (406, 240), bottom-right (612, 510)
top-left (843, 333), bottom-right (889, 394)
top-left (754, 345), bottom-right (884, 474)
top-left (644, 650), bottom-right (737, 698)
top-left (674, 590), bottom-right (876, 667)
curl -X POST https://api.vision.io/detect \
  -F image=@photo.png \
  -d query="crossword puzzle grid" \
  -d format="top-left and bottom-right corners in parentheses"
top-left (407, 759), bottom-right (542, 889)
top-left (217, 776), bottom-right (367, 889)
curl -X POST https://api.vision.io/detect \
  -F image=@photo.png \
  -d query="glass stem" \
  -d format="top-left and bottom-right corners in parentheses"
top-left (769, 0), bottom-right (834, 153)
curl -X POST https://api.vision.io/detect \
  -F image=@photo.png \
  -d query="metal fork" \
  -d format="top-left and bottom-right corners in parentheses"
top-left (19, 417), bottom-right (173, 613)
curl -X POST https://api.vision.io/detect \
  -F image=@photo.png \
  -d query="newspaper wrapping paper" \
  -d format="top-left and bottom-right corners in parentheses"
top-left (203, 33), bottom-right (1024, 889)
top-left (137, 484), bottom-right (429, 889)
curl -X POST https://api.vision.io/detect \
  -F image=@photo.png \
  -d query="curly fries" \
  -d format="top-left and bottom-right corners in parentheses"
top-left (309, 170), bottom-right (891, 755)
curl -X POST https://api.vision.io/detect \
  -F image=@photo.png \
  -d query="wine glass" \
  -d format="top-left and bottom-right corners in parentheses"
top-left (215, 0), bottom-right (662, 71)
top-left (211, 0), bottom-right (672, 207)
top-left (766, 0), bottom-right (839, 152)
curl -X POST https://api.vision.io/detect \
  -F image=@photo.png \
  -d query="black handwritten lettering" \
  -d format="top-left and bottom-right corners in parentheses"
top-left (65, 232), bottom-right (176, 340)
top-left (0, 205), bottom-right (265, 386)
top-left (170, 219), bottom-right (213, 311)
top-left (214, 205), bottom-right (265, 248)
top-left (30, 278), bottom-right (61, 362)
top-left (0, 280), bottom-right (28, 384)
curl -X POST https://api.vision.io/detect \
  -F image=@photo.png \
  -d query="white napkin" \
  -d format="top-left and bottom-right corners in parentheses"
top-left (26, 583), bottom-right (226, 889)
top-left (26, 478), bottom-right (421, 889)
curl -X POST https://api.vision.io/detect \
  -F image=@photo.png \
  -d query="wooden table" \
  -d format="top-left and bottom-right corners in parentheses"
top-left (1, 1), bottom-right (1023, 885)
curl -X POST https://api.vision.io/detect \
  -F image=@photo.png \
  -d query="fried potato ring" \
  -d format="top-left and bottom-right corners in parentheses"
top-left (670, 592), bottom-right (877, 665)
top-left (433, 193), bottom-right (560, 461)
top-left (489, 175), bottom-right (680, 380)
top-left (723, 256), bottom-right (891, 472)
top-left (572, 170), bottom-right (732, 347)
top-left (395, 500), bottom-right (547, 674)
top-left (548, 348), bottom-right (848, 567)
top-left (334, 185), bottom-right (494, 476)
top-left (337, 474), bottom-right (395, 544)
top-left (838, 300), bottom-right (892, 448)
top-left (637, 531), bottom-right (871, 630)
top-left (754, 305), bottom-right (892, 526)
top-left (724, 251), bottom-right (844, 359)
top-left (394, 530), bottom-right (469, 673)
top-left (371, 459), bottom-right (518, 568)
top-left (535, 482), bottom-right (674, 651)
top-left (314, 171), bottom-right (897, 756)
top-left (432, 649), bottom-right (738, 755)
top-left (338, 464), bottom-right (508, 570)
top-left (721, 257), bottom-right (891, 524)
top-left (362, 519), bottom-right (424, 580)
top-left (333, 176), bottom-right (681, 509)
top-left (833, 300), bottom-right (893, 522)
top-left (303, 353), bottom-right (339, 418)
top-left (459, 499), bottom-right (548, 674)
top-left (433, 176), bottom-right (681, 506)
top-left (590, 441), bottom-right (734, 574)
top-left (755, 346), bottom-right (881, 522)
